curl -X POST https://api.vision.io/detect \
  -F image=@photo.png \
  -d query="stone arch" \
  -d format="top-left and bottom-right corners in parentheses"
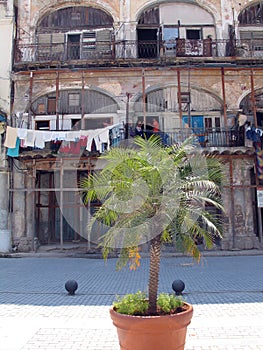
top-left (30, 87), bottom-right (119, 115)
top-left (240, 88), bottom-right (263, 126)
top-left (237, 1), bottom-right (263, 57)
top-left (36, 6), bottom-right (114, 34)
top-left (34, 6), bottom-right (115, 61)
top-left (32, 2), bottom-right (118, 31)
top-left (133, 84), bottom-right (223, 113)
top-left (238, 1), bottom-right (263, 25)
top-left (135, 0), bottom-right (219, 26)
top-left (135, 1), bottom-right (217, 58)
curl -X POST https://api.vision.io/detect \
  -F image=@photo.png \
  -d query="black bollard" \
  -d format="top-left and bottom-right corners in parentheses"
top-left (172, 279), bottom-right (185, 296)
top-left (65, 280), bottom-right (78, 295)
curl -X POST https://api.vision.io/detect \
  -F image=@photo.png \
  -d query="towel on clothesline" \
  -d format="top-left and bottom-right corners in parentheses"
top-left (4, 126), bottom-right (17, 148)
top-left (7, 137), bottom-right (20, 157)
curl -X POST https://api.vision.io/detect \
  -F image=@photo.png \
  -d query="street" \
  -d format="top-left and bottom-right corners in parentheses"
top-left (0, 254), bottom-right (263, 349)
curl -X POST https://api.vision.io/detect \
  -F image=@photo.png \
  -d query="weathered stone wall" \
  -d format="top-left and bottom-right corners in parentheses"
top-left (221, 155), bottom-right (260, 250)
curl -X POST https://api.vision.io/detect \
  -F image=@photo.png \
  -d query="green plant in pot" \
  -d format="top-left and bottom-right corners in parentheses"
top-left (80, 135), bottom-right (224, 350)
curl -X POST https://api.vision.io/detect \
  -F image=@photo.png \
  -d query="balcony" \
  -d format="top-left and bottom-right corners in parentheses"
top-left (14, 38), bottom-right (263, 69)
top-left (15, 127), bottom-right (247, 161)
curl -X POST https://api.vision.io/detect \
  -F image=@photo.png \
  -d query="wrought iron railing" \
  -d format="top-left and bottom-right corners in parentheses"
top-left (15, 42), bottom-right (114, 63)
top-left (136, 128), bottom-right (245, 148)
top-left (14, 38), bottom-right (263, 64)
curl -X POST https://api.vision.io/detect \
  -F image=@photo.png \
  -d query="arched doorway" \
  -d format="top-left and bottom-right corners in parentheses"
top-left (240, 89), bottom-right (263, 127)
top-left (136, 2), bottom-right (215, 58)
top-left (238, 2), bottom-right (263, 58)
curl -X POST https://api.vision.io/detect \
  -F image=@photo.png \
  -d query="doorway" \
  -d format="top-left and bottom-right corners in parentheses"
top-left (67, 34), bottom-right (80, 60)
top-left (137, 29), bottom-right (158, 58)
top-left (35, 171), bottom-right (85, 244)
top-left (183, 115), bottom-right (205, 144)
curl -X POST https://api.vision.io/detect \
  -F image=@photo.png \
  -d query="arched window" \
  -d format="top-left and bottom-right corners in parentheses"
top-left (31, 89), bottom-right (118, 116)
top-left (37, 7), bottom-right (113, 33)
top-left (36, 7), bottom-right (114, 61)
top-left (238, 2), bottom-right (263, 25)
top-left (238, 2), bottom-right (263, 57)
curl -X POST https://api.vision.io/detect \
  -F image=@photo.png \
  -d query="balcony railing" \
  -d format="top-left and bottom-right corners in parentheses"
top-left (14, 38), bottom-right (263, 65)
top-left (141, 128), bottom-right (245, 148)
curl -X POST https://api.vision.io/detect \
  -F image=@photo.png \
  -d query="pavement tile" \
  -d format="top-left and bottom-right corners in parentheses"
top-left (0, 255), bottom-right (263, 349)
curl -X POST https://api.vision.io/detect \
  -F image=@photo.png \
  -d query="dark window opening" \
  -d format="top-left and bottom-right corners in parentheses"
top-left (68, 34), bottom-right (80, 60)
top-left (137, 28), bottom-right (158, 58)
top-left (36, 120), bottom-right (50, 130)
top-left (186, 29), bottom-right (201, 40)
top-left (71, 119), bottom-right (81, 130)
top-left (205, 117), bottom-right (212, 129)
top-left (257, 111), bottom-right (263, 127)
top-left (215, 117), bottom-right (221, 131)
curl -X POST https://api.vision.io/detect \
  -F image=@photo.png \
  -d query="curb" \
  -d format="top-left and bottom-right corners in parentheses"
top-left (1, 249), bottom-right (263, 259)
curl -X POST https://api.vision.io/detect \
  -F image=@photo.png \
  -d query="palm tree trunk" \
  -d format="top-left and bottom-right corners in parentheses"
top-left (148, 234), bottom-right (162, 314)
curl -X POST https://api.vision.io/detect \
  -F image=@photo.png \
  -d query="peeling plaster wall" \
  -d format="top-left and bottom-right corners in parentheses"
top-left (221, 156), bottom-right (260, 250)
top-left (12, 68), bottom-right (262, 126)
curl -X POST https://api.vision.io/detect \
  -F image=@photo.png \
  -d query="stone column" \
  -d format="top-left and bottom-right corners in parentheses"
top-left (12, 166), bottom-right (29, 251)
top-left (0, 170), bottom-right (11, 252)
top-left (117, 0), bottom-right (137, 58)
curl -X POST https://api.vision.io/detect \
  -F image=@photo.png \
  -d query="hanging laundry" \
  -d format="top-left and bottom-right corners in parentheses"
top-left (99, 129), bottom-right (110, 152)
top-left (24, 130), bottom-right (35, 147)
top-left (4, 123), bottom-right (124, 153)
top-left (69, 140), bottom-right (81, 154)
top-left (7, 138), bottom-right (20, 157)
top-left (17, 128), bottom-right (27, 139)
top-left (66, 131), bottom-right (80, 141)
top-left (59, 140), bottom-right (81, 155)
top-left (238, 113), bottom-right (247, 127)
top-left (255, 149), bottom-right (263, 180)
top-left (80, 135), bottom-right (88, 147)
top-left (4, 126), bottom-right (18, 148)
top-left (34, 131), bottom-right (46, 149)
top-left (59, 140), bottom-right (71, 153)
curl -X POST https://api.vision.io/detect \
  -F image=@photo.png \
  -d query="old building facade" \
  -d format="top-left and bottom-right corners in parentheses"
top-left (0, 0), bottom-right (14, 252)
top-left (2, 0), bottom-right (263, 252)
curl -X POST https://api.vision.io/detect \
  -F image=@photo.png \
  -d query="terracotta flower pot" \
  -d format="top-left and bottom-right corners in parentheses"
top-left (110, 303), bottom-right (193, 350)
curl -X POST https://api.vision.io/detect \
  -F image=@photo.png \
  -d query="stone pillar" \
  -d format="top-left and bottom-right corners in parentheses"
top-left (221, 156), bottom-right (260, 250)
top-left (116, 0), bottom-right (137, 59)
top-left (232, 158), bottom-right (260, 249)
top-left (12, 166), bottom-right (30, 251)
top-left (25, 170), bottom-right (35, 251)
top-left (0, 171), bottom-right (11, 252)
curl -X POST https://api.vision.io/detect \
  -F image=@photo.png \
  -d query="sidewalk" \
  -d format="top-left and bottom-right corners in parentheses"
top-left (0, 254), bottom-right (263, 349)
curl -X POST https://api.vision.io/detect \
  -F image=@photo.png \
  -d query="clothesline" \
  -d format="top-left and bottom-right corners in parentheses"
top-left (4, 124), bottom-right (123, 157)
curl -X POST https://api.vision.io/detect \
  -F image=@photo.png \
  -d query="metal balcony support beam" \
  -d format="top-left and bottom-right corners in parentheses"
top-left (250, 68), bottom-right (257, 128)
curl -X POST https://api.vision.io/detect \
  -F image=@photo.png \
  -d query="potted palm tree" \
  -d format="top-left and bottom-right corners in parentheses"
top-left (81, 135), bottom-right (224, 350)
